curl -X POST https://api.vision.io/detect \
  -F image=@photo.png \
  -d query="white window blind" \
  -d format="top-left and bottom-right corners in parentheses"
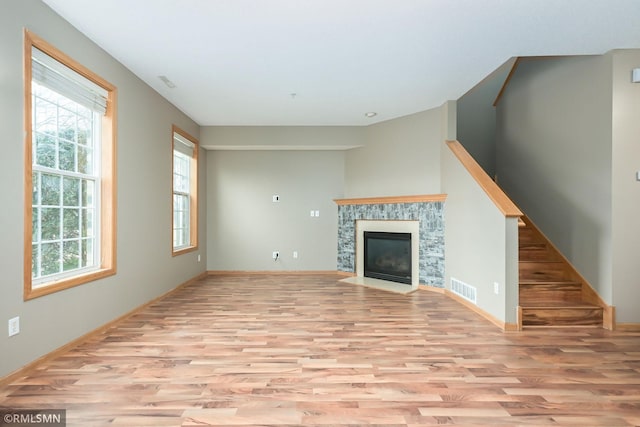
top-left (174, 132), bottom-right (195, 156)
top-left (32, 47), bottom-right (108, 114)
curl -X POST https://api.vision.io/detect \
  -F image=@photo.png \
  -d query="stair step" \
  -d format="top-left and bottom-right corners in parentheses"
top-left (520, 304), bottom-right (603, 327)
top-left (519, 246), bottom-right (560, 261)
top-left (519, 261), bottom-right (571, 280)
top-left (519, 281), bottom-right (582, 303)
top-left (521, 300), bottom-right (597, 308)
top-left (519, 242), bottom-right (546, 249)
top-left (518, 230), bottom-right (544, 244)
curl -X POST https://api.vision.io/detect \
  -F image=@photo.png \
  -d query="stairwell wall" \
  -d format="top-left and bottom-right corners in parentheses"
top-left (610, 50), bottom-right (640, 324)
top-left (495, 56), bottom-right (614, 307)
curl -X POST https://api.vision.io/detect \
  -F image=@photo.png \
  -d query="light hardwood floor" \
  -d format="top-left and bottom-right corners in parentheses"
top-left (1, 273), bottom-right (639, 426)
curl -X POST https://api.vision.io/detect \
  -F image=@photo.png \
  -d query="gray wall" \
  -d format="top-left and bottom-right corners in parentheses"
top-left (495, 56), bottom-right (614, 304)
top-left (0, 0), bottom-right (206, 378)
top-left (201, 126), bottom-right (364, 150)
top-left (203, 136), bottom-right (346, 271)
top-left (344, 108), bottom-right (443, 198)
top-left (203, 108), bottom-right (447, 272)
top-left (610, 50), bottom-right (640, 323)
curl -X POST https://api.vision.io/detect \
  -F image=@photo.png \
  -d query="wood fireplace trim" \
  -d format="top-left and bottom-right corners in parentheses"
top-left (334, 194), bottom-right (446, 206)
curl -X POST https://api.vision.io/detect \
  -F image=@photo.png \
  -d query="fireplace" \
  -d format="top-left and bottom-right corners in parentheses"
top-left (353, 220), bottom-right (420, 291)
top-left (364, 231), bottom-right (412, 284)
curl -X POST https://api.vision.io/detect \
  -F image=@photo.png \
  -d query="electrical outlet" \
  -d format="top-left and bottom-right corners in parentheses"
top-left (293, 251), bottom-right (298, 259)
top-left (272, 251), bottom-right (279, 260)
top-left (8, 317), bottom-right (19, 337)
top-left (493, 282), bottom-right (500, 295)
top-left (197, 254), bottom-right (201, 262)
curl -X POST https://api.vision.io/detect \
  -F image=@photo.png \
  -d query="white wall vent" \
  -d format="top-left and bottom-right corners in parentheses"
top-left (450, 278), bottom-right (477, 304)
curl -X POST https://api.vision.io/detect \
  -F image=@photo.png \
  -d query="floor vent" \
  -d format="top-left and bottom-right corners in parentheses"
top-left (451, 278), bottom-right (477, 304)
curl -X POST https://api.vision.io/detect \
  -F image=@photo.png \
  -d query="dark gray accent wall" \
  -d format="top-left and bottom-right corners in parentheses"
top-left (456, 58), bottom-right (515, 178)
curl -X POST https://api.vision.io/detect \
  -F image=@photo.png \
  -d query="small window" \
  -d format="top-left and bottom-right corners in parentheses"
top-left (24, 30), bottom-right (116, 300)
top-left (172, 126), bottom-right (198, 254)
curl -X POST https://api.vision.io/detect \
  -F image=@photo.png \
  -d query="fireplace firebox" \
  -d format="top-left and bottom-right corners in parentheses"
top-left (363, 231), bottom-right (412, 285)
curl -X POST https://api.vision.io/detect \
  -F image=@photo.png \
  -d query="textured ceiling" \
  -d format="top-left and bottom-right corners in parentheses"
top-left (42, 0), bottom-right (640, 126)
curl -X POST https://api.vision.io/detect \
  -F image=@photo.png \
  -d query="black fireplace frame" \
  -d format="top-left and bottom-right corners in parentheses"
top-left (363, 231), bottom-right (412, 285)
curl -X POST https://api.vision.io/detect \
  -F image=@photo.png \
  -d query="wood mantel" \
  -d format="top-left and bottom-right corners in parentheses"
top-left (334, 194), bottom-right (447, 206)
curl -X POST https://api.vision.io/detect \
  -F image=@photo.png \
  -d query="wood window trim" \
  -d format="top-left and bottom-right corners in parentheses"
top-left (171, 125), bottom-right (199, 256)
top-left (23, 29), bottom-right (117, 300)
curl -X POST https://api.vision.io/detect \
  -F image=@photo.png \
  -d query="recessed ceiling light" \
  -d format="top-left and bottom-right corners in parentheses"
top-left (365, 112), bottom-right (377, 118)
top-left (158, 75), bottom-right (176, 89)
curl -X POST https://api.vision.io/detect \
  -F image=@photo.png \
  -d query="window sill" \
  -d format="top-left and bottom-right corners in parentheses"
top-left (172, 245), bottom-right (198, 257)
top-left (24, 267), bottom-right (116, 301)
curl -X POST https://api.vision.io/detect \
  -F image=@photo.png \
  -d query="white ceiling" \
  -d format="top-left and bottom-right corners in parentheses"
top-left (42, 0), bottom-right (640, 126)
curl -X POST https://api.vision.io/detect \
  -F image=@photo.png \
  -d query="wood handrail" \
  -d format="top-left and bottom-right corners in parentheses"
top-left (334, 194), bottom-right (447, 205)
top-left (446, 140), bottom-right (522, 217)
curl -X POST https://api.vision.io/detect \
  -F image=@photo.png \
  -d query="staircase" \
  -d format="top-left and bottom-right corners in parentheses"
top-left (518, 217), bottom-right (604, 328)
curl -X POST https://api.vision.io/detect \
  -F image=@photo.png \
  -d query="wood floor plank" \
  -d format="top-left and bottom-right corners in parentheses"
top-left (1, 273), bottom-right (639, 426)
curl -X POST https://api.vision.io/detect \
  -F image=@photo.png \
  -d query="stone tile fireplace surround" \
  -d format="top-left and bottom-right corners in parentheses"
top-left (335, 195), bottom-right (446, 287)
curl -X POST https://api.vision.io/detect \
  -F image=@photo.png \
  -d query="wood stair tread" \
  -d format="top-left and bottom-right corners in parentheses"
top-left (519, 280), bottom-right (581, 285)
top-left (519, 301), bottom-right (601, 308)
top-left (519, 244), bottom-right (548, 250)
top-left (519, 260), bottom-right (564, 264)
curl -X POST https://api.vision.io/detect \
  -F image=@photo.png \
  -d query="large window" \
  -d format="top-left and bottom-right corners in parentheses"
top-left (24, 30), bottom-right (116, 300)
top-left (172, 126), bottom-right (198, 255)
